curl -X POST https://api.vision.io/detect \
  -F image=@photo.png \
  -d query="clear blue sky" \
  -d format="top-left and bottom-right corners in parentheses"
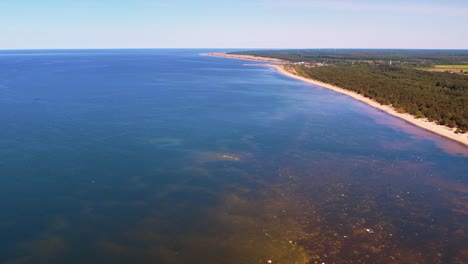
top-left (1, 0), bottom-right (467, 49)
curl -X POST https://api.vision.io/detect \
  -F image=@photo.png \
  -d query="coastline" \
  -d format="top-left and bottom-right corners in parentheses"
top-left (205, 52), bottom-right (468, 146)
top-left (204, 52), bottom-right (286, 63)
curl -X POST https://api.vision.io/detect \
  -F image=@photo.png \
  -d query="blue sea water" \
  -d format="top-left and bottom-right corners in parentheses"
top-left (0, 49), bottom-right (466, 263)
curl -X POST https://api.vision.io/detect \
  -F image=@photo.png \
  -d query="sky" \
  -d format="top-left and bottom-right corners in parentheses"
top-left (0, 0), bottom-right (467, 49)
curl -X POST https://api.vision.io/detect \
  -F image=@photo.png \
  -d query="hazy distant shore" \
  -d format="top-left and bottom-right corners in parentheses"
top-left (204, 52), bottom-right (286, 63)
top-left (205, 52), bottom-right (468, 146)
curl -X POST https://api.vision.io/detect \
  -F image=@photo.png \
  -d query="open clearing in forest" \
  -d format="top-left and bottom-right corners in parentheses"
top-left (434, 65), bottom-right (468, 69)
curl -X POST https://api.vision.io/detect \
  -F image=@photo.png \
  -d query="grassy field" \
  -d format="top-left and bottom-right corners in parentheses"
top-left (434, 65), bottom-right (468, 69)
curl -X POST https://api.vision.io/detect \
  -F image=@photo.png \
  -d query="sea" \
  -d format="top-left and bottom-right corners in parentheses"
top-left (0, 49), bottom-right (466, 264)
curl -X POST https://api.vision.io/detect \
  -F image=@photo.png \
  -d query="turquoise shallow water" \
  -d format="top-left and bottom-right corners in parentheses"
top-left (0, 49), bottom-right (466, 263)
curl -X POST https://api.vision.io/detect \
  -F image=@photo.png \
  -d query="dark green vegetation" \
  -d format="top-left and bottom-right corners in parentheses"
top-left (231, 50), bottom-right (468, 132)
top-left (295, 65), bottom-right (468, 131)
top-left (231, 49), bottom-right (468, 66)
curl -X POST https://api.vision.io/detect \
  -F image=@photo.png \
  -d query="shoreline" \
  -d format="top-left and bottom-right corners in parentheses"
top-left (204, 52), bottom-right (286, 63)
top-left (205, 52), bottom-right (468, 146)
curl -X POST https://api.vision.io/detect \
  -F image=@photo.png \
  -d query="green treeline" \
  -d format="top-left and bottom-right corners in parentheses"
top-left (230, 50), bottom-right (468, 132)
top-left (294, 65), bottom-right (468, 131)
top-left (230, 49), bottom-right (468, 66)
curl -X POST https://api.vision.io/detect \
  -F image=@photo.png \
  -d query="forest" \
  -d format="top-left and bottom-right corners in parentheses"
top-left (230, 49), bottom-right (468, 66)
top-left (230, 50), bottom-right (468, 132)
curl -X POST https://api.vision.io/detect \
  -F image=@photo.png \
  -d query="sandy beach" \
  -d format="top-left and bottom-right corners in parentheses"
top-left (206, 52), bottom-right (468, 146)
top-left (204, 52), bottom-right (286, 63)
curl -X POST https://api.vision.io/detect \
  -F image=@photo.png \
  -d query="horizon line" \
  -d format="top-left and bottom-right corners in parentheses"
top-left (1, 48), bottom-right (468, 51)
